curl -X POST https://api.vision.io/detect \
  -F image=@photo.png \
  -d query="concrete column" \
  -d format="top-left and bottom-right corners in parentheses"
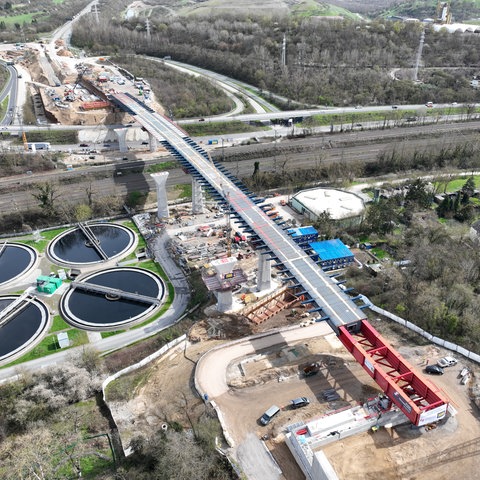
top-left (151, 172), bottom-right (169, 219)
top-left (114, 128), bottom-right (128, 153)
top-left (191, 178), bottom-right (204, 214)
top-left (216, 290), bottom-right (233, 312)
top-left (148, 132), bottom-right (158, 152)
top-left (211, 257), bottom-right (236, 312)
top-left (257, 253), bottom-right (272, 292)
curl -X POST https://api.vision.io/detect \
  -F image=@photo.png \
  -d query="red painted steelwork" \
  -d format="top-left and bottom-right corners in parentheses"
top-left (80, 101), bottom-right (110, 110)
top-left (338, 320), bottom-right (449, 426)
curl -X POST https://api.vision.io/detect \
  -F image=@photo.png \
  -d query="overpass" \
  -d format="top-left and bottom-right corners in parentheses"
top-left (109, 92), bottom-right (450, 427)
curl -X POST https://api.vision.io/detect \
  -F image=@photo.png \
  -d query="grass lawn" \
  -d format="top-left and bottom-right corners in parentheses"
top-left (146, 161), bottom-right (178, 173)
top-left (184, 120), bottom-right (267, 136)
top-left (50, 315), bottom-right (70, 333)
top-left (371, 247), bottom-right (388, 259)
top-left (434, 175), bottom-right (479, 193)
top-left (0, 12), bottom-right (43, 24)
top-left (175, 183), bottom-right (192, 199)
top-left (292, 0), bottom-right (358, 19)
top-left (101, 330), bottom-right (125, 339)
top-left (17, 227), bottom-right (68, 252)
top-left (121, 219), bottom-right (146, 260)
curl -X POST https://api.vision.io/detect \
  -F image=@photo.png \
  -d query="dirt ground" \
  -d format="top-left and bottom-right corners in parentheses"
top-left (108, 309), bottom-right (480, 480)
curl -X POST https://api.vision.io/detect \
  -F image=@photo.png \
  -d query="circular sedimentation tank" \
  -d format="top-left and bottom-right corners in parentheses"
top-left (48, 223), bottom-right (135, 266)
top-left (60, 267), bottom-right (166, 330)
top-left (0, 295), bottom-right (50, 364)
top-left (0, 243), bottom-right (37, 287)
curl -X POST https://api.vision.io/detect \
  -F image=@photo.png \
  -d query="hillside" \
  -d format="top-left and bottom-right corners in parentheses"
top-left (121, 1), bottom-right (479, 21)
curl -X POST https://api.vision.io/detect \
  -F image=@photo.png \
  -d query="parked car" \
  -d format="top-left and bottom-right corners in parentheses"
top-left (79, 143), bottom-right (89, 147)
top-left (259, 405), bottom-right (280, 426)
top-left (425, 365), bottom-right (444, 375)
top-left (290, 397), bottom-right (310, 409)
top-left (437, 356), bottom-right (458, 368)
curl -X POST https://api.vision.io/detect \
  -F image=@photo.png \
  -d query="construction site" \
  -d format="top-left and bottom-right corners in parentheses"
top-left (118, 173), bottom-right (480, 479)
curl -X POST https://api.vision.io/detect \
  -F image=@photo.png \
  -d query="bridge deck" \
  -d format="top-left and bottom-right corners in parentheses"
top-left (110, 92), bottom-right (365, 331)
top-left (109, 92), bottom-right (449, 425)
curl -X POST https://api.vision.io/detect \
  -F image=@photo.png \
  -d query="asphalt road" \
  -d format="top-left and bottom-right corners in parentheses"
top-left (195, 322), bottom-right (332, 480)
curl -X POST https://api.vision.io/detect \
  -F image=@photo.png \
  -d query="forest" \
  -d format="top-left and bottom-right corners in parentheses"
top-left (72, 12), bottom-right (480, 107)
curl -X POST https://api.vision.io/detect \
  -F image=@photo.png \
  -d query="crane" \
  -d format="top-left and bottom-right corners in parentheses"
top-left (436, 1), bottom-right (452, 24)
top-left (15, 107), bottom-right (28, 151)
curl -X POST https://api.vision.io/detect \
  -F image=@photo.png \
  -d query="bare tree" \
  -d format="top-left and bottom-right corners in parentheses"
top-left (31, 182), bottom-right (60, 215)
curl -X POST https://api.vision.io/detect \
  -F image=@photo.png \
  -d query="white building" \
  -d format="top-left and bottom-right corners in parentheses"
top-left (290, 187), bottom-right (365, 227)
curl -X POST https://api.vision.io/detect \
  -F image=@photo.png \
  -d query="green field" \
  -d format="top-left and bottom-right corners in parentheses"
top-left (292, 0), bottom-right (359, 19)
top-left (184, 120), bottom-right (267, 136)
top-left (434, 175), bottom-right (480, 193)
top-left (0, 12), bottom-right (42, 25)
top-left (16, 227), bottom-right (69, 252)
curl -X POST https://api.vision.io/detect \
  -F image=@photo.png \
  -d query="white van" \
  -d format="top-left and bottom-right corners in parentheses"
top-left (260, 405), bottom-right (280, 426)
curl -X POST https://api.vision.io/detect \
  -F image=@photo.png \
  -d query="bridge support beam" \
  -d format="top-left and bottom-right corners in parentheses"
top-left (148, 132), bottom-right (158, 152)
top-left (257, 254), bottom-right (272, 292)
top-left (114, 128), bottom-right (128, 153)
top-left (151, 172), bottom-right (169, 219)
top-left (191, 178), bottom-right (204, 214)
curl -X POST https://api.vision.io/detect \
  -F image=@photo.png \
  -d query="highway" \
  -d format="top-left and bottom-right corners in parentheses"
top-left (111, 92), bottom-right (366, 332)
top-left (0, 61), bottom-right (18, 126)
top-left (163, 59), bottom-right (280, 114)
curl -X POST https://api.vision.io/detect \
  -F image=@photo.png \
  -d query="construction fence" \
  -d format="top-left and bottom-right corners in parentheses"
top-left (369, 305), bottom-right (480, 364)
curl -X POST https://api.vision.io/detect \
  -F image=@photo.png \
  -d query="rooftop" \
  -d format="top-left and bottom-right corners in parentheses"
top-left (309, 239), bottom-right (354, 261)
top-left (292, 188), bottom-right (364, 220)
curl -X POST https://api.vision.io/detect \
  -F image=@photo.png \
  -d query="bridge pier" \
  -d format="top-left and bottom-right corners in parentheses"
top-left (191, 178), bottom-right (205, 214)
top-left (151, 172), bottom-right (170, 219)
top-left (257, 254), bottom-right (272, 292)
top-left (114, 128), bottom-right (128, 153)
top-left (216, 290), bottom-right (233, 312)
top-left (148, 132), bottom-right (158, 152)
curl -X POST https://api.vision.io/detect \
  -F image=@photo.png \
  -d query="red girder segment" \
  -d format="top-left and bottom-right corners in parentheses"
top-left (338, 320), bottom-right (449, 426)
top-left (80, 101), bottom-right (110, 110)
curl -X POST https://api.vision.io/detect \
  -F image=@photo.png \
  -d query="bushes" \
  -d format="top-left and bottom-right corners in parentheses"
top-left (0, 352), bottom-right (104, 434)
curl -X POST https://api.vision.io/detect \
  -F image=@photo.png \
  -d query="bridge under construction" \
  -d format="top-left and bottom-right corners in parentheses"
top-left (109, 92), bottom-right (449, 427)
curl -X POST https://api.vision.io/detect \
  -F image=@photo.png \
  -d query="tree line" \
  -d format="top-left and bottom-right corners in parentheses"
top-left (113, 55), bottom-right (233, 119)
top-left (71, 11), bottom-right (480, 107)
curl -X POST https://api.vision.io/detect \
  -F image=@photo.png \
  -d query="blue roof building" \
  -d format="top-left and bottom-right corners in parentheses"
top-left (309, 239), bottom-right (354, 271)
top-left (287, 226), bottom-right (318, 245)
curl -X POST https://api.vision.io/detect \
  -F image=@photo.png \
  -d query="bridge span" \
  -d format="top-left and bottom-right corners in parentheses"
top-left (109, 92), bottom-right (449, 426)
